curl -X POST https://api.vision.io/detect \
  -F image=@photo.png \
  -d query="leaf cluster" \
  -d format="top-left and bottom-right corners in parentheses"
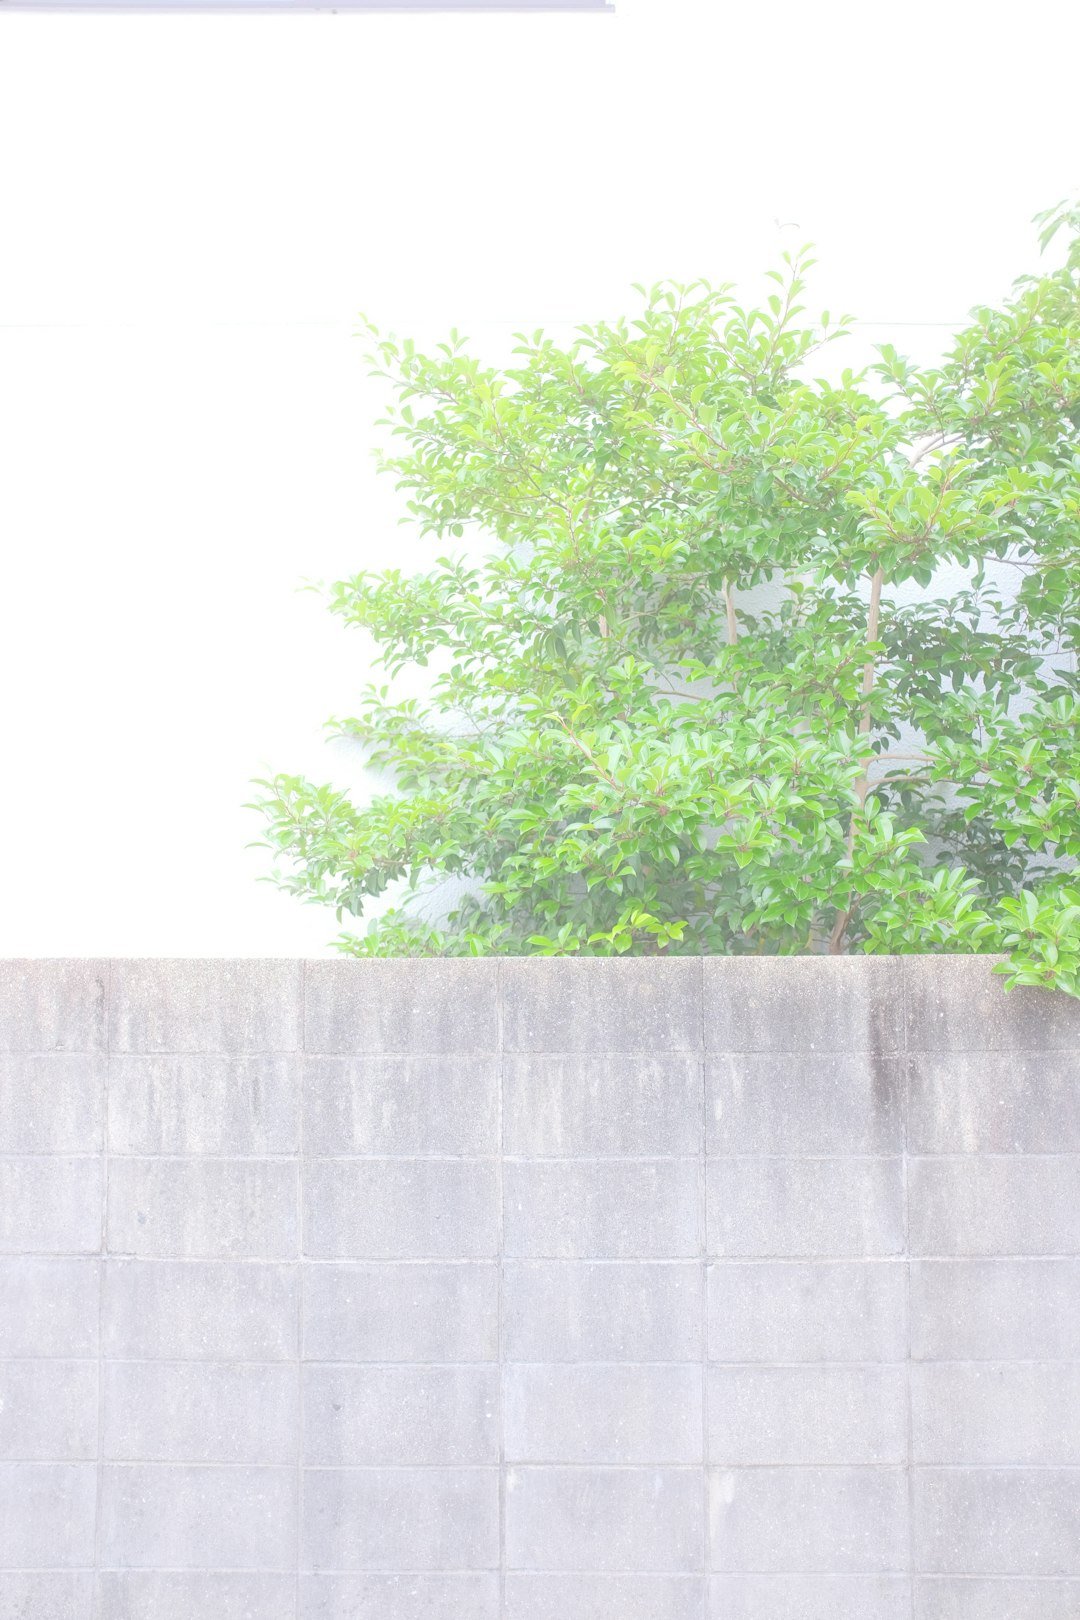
top-left (252, 214), bottom-right (1080, 994)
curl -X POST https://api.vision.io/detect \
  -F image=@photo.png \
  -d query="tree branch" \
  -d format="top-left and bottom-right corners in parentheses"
top-left (829, 564), bottom-right (885, 954)
top-left (724, 582), bottom-right (738, 646)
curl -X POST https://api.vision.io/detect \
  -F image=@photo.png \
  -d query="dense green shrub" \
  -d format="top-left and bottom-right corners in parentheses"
top-left (254, 203), bottom-right (1080, 993)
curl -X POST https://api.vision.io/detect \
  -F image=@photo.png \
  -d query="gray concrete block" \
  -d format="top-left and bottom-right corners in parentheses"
top-left (706, 1054), bottom-right (901, 1155)
top-left (108, 1055), bottom-right (300, 1154)
top-left (708, 1260), bottom-right (906, 1362)
top-left (302, 1364), bottom-right (498, 1465)
top-left (94, 1573), bottom-right (296, 1620)
top-left (304, 1160), bottom-right (498, 1259)
top-left (107, 1158), bottom-right (298, 1259)
top-left (303, 1262), bottom-right (498, 1363)
top-left (914, 1467), bottom-right (1080, 1574)
top-left (0, 1257), bottom-right (99, 1356)
top-left (505, 1364), bottom-right (702, 1464)
top-left (0, 960), bottom-right (106, 1054)
top-left (99, 1463), bottom-right (297, 1569)
top-left (15, 953), bottom-right (1080, 1595)
top-left (705, 957), bottom-right (902, 1054)
top-left (503, 1261), bottom-right (701, 1362)
top-left (104, 1361), bottom-right (299, 1463)
top-left (707, 1365), bottom-right (907, 1466)
top-left (303, 1056), bottom-right (497, 1157)
top-left (501, 958), bottom-right (701, 1053)
top-left (304, 960), bottom-right (498, 1054)
top-left (504, 1055), bottom-right (702, 1156)
top-left (300, 1573), bottom-right (500, 1620)
top-left (0, 1361), bottom-right (98, 1460)
top-left (707, 1158), bottom-right (904, 1257)
top-left (907, 1051), bottom-right (1080, 1153)
top-left (0, 1157), bottom-right (101, 1253)
top-left (914, 1577), bottom-right (1080, 1619)
top-left (505, 1465), bottom-right (702, 1572)
top-left (0, 1463), bottom-right (97, 1566)
top-left (504, 1160), bottom-right (700, 1258)
top-left (110, 959), bottom-right (301, 1053)
top-left (301, 1467), bottom-right (499, 1570)
top-left (103, 1259), bottom-right (297, 1360)
top-left (910, 1258), bottom-right (1080, 1360)
top-left (709, 1466), bottom-right (907, 1573)
top-left (710, 1575), bottom-right (911, 1620)
top-left (912, 1363), bottom-right (1080, 1465)
top-left (0, 1055), bottom-right (103, 1153)
top-left (0, 1574), bottom-right (93, 1620)
top-left (908, 1157), bottom-right (1080, 1255)
top-left (904, 954), bottom-right (1080, 1050)
top-left (505, 1573), bottom-right (703, 1620)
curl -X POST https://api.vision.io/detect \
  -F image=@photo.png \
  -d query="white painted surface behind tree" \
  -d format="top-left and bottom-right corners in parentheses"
top-left (0, 0), bottom-right (1077, 952)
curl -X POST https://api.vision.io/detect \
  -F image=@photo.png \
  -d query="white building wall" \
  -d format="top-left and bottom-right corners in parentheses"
top-left (1, 0), bottom-right (1077, 954)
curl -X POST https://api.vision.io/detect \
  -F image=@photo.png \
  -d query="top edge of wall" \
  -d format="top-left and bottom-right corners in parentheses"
top-left (1, 955), bottom-right (1079, 1055)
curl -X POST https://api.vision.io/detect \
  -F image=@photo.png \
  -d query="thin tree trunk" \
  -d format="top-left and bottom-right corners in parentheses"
top-left (829, 564), bottom-right (885, 954)
top-left (724, 581), bottom-right (738, 645)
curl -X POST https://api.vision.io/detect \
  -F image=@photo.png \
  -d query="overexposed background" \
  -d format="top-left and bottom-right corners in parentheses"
top-left (1, 0), bottom-right (1077, 954)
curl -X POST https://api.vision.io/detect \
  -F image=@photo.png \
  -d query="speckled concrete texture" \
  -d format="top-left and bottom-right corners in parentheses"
top-left (0, 955), bottom-right (1078, 1618)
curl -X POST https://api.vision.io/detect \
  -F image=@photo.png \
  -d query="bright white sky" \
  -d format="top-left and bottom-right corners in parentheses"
top-left (0, 0), bottom-right (1078, 956)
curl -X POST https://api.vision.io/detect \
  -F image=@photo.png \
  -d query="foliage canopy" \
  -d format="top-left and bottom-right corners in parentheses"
top-left (254, 203), bottom-right (1080, 993)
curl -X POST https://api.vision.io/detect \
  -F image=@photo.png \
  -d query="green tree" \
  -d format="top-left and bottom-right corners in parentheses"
top-left (253, 203), bottom-right (1080, 993)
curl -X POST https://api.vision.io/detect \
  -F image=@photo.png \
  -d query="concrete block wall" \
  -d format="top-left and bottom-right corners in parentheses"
top-left (1, 955), bottom-right (1079, 1618)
